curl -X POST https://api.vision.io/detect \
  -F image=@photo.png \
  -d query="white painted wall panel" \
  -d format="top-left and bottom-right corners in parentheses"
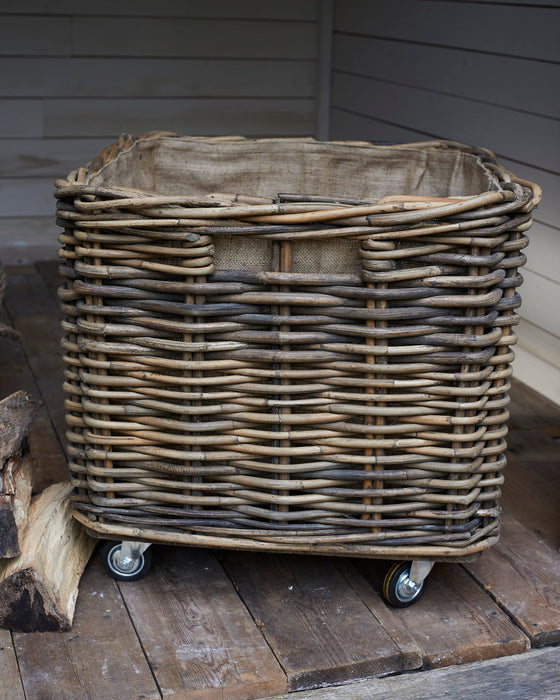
top-left (0, 139), bottom-right (117, 178)
top-left (0, 179), bottom-right (53, 218)
top-left (0, 1), bottom-right (320, 20)
top-left (334, 0), bottom-right (559, 61)
top-left (519, 270), bottom-right (560, 338)
top-left (333, 34), bottom-right (560, 119)
top-left (42, 98), bottom-right (314, 139)
top-left (0, 58), bottom-right (315, 98)
top-left (499, 160), bottom-right (560, 232)
top-left (0, 1), bottom-right (321, 263)
top-left (0, 100), bottom-right (43, 138)
top-left (0, 218), bottom-right (63, 265)
top-left (523, 223), bottom-right (560, 285)
top-left (0, 17), bottom-right (71, 56)
top-left (71, 18), bottom-right (316, 59)
top-left (517, 319), bottom-right (560, 371)
top-left (332, 73), bottom-right (560, 173)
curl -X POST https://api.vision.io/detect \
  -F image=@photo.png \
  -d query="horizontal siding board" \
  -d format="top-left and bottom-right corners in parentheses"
top-left (519, 269), bottom-right (560, 337)
top-left (0, 17), bottom-right (71, 56)
top-left (333, 34), bottom-right (560, 119)
top-left (330, 108), bottom-right (429, 143)
top-left (334, 0), bottom-right (560, 62)
top-left (0, 7), bottom-right (322, 267)
top-left (0, 100), bottom-right (42, 137)
top-left (513, 344), bottom-right (560, 408)
top-left (0, 139), bottom-right (111, 178)
top-left (71, 18), bottom-right (317, 59)
top-left (42, 98), bottom-right (314, 138)
top-left (0, 178), bottom-right (54, 218)
top-left (0, 58), bottom-right (314, 98)
top-left (331, 73), bottom-right (560, 173)
top-left (523, 222), bottom-right (560, 285)
top-left (517, 319), bottom-right (560, 371)
top-left (0, 0), bottom-right (319, 20)
top-left (448, 0), bottom-right (560, 7)
top-left (499, 159), bottom-right (559, 231)
top-left (0, 217), bottom-right (58, 264)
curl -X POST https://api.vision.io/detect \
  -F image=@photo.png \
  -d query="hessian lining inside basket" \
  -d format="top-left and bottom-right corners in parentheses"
top-left (86, 136), bottom-right (502, 275)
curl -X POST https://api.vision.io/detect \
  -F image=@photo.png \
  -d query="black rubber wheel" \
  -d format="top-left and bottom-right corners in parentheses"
top-left (100, 541), bottom-right (152, 582)
top-left (383, 561), bottom-right (426, 607)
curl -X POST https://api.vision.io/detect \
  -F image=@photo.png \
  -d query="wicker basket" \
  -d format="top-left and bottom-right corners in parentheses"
top-left (55, 133), bottom-right (540, 564)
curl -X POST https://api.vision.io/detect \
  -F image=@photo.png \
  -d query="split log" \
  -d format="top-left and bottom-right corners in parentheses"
top-left (0, 481), bottom-right (96, 632)
top-left (0, 261), bottom-right (18, 340)
top-left (0, 391), bottom-right (39, 557)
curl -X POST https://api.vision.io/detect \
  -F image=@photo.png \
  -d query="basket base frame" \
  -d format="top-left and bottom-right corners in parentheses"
top-left (74, 510), bottom-right (494, 563)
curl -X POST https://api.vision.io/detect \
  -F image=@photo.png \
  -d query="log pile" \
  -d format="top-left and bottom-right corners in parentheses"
top-left (0, 333), bottom-right (95, 632)
top-left (0, 391), bottom-right (38, 557)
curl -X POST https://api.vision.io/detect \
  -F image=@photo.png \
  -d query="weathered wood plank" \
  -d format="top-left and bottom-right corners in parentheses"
top-left (506, 427), bottom-right (560, 491)
top-left (14, 554), bottom-right (162, 700)
top-left (35, 260), bottom-right (63, 304)
top-left (336, 560), bottom-right (423, 669)
top-left (466, 512), bottom-right (560, 647)
top-left (540, 425), bottom-right (560, 439)
top-left (501, 452), bottom-right (560, 550)
top-left (358, 561), bottom-right (529, 669)
top-left (119, 545), bottom-right (287, 700)
top-left (3, 269), bottom-right (67, 442)
top-left (72, 18), bottom-right (316, 59)
top-left (0, 304), bottom-right (67, 491)
top-left (221, 551), bottom-right (418, 691)
top-left (273, 647), bottom-right (560, 700)
top-left (0, 630), bottom-right (25, 700)
top-left (0, 58), bottom-right (314, 99)
top-left (334, 0), bottom-right (559, 62)
top-left (507, 378), bottom-right (560, 430)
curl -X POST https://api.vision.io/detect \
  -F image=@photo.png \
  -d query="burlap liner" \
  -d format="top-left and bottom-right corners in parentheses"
top-left (88, 136), bottom-right (500, 199)
top-left (87, 137), bottom-right (501, 275)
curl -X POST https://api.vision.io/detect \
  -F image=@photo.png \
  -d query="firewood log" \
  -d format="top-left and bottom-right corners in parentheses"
top-left (0, 391), bottom-right (39, 557)
top-left (0, 481), bottom-right (96, 632)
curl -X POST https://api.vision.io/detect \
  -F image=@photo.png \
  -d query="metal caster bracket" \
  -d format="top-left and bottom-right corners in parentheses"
top-left (116, 541), bottom-right (151, 573)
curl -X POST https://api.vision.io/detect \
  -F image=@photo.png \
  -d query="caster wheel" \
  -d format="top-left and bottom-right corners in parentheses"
top-left (100, 541), bottom-right (152, 582)
top-left (383, 562), bottom-right (426, 607)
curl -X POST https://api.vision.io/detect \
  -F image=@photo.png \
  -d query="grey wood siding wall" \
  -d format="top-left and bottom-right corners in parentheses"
top-left (329, 0), bottom-right (560, 402)
top-left (0, 0), bottom-right (320, 262)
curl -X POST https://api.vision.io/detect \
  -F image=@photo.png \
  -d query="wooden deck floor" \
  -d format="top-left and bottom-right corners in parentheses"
top-left (1, 262), bottom-right (559, 700)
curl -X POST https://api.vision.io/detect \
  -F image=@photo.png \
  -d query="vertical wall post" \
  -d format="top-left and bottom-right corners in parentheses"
top-left (315, 0), bottom-right (334, 141)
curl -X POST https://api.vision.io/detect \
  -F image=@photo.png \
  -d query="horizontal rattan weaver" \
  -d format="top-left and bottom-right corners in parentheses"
top-left (55, 134), bottom-right (540, 590)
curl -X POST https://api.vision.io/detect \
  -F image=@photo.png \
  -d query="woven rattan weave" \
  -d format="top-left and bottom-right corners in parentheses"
top-left (55, 133), bottom-right (541, 561)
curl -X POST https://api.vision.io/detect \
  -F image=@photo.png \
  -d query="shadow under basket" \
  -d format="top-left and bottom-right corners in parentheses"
top-left (55, 133), bottom-right (541, 574)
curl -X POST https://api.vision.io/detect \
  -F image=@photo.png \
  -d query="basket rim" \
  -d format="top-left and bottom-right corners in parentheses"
top-left (55, 132), bottom-right (541, 227)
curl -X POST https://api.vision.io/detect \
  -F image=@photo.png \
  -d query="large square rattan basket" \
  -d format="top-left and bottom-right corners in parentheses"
top-left (56, 133), bottom-right (540, 565)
